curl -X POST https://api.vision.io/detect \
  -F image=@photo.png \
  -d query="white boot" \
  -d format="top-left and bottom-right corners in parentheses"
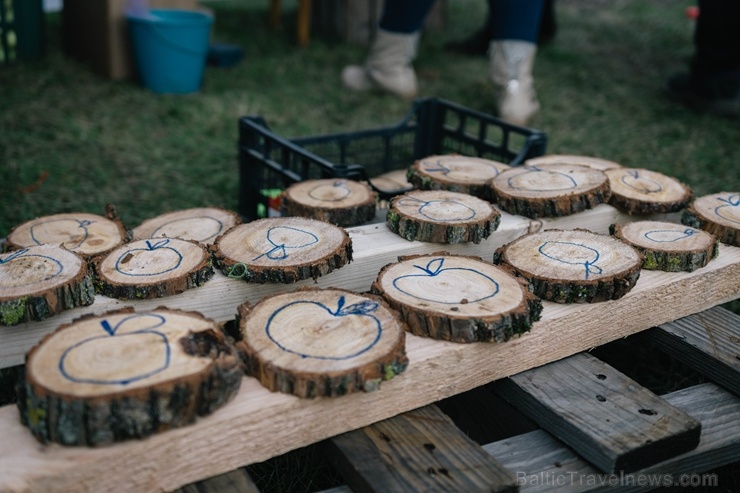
top-left (489, 40), bottom-right (540, 126)
top-left (341, 29), bottom-right (420, 99)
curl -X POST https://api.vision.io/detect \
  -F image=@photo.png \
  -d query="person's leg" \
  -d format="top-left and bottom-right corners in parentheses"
top-left (341, 0), bottom-right (436, 98)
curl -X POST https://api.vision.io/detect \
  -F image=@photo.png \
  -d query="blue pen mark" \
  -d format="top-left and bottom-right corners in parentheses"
top-left (59, 313), bottom-right (170, 385)
top-left (620, 170), bottom-right (662, 194)
top-left (396, 196), bottom-right (476, 222)
top-left (507, 166), bottom-right (578, 191)
top-left (644, 228), bottom-right (696, 243)
top-left (265, 295), bottom-right (382, 360)
top-left (392, 257), bottom-right (499, 304)
top-left (308, 180), bottom-right (351, 202)
top-left (715, 194), bottom-right (740, 225)
top-left (538, 241), bottom-right (603, 280)
top-left (253, 226), bottom-right (320, 261)
top-left (422, 159), bottom-right (452, 175)
top-left (150, 215), bottom-right (225, 243)
top-left (30, 218), bottom-right (94, 249)
top-left (114, 239), bottom-right (183, 276)
top-left (0, 248), bottom-right (64, 289)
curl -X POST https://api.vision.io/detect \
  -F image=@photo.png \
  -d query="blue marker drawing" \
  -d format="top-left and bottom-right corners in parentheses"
top-left (115, 239), bottom-right (183, 276)
top-left (0, 248), bottom-right (64, 289)
top-left (397, 196), bottom-right (476, 222)
top-left (507, 166), bottom-right (578, 192)
top-left (644, 228), bottom-right (696, 243)
top-left (265, 295), bottom-right (381, 360)
top-left (715, 194), bottom-right (740, 225)
top-left (308, 181), bottom-right (351, 202)
top-left (253, 226), bottom-right (319, 261)
top-left (150, 215), bottom-right (225, 243)
top-left (392, 257), bottom-right (499, 304)
top-left (620, 170), bottom-right (662, 194)
top-left (422, 159), bottom-right (452, 175)
top-left (538, 241), bottom-right (603, 280)
top-left (30, 218), bottom-right (94, 249)
top-left (59, 313), bottom-right (170, 385)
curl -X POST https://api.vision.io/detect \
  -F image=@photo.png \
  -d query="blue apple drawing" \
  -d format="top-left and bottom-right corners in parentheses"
top-left (308, 180), bottom-right (352, 202)
top-left (150, 215), bottom-right (225, 243)
top-left (396, 197), bottom-right (476, 222)
top-left (538, 240), bottom-right (603, 280)
top-left (507, 166), bottom-right (578, 192)
top-left (253, 226), bottom-right (320, 261)
top-left (114, 239), bottom-right (183, 276)
top-left (30, 218), bottom-right (93, 250)
top-left (714, 194), bottom-right (740, 225)
top-left (0, 248), bottom-right (63, 289)
top-left (644, 228), bottom-right (697, 243)
top-left (620, 170), bottom-right (663, 194)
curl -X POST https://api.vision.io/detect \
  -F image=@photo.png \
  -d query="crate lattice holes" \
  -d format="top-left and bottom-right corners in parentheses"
top-left (0, 0), bottom-right (44, 64)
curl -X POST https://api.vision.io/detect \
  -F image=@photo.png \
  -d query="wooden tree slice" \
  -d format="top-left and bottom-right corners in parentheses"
top-left (280, 179), bottom-right (378, 227)
top-left (610, 220), bottom-right (718, 272)
top-left (371, 252), bottom-right (542, 343)
top-left (236, 287), bottom-right (408, 398)
top-left (605, 168), bottom-right (692, 215)
top-left (489, 164), bottom-right (611, 218)
top-left (17, 306), bottom-right (243, 446)
top-left (0, 245), bottom-right (95, 326)
top-left (369, 169), bottom-right (413, 195)
top-left (211, 217), bottom-right (352, 284)
top-left (6, 209), bottom-right (128, 258)
top-left (94, 238), bottom-right (213, 300)
top-left (132, 207), bottom-right (241, 244)
top-left (386, 190), bottom-right (500, 244)
top-left (525, 154), bottom-right (623, 171)
top-left (406, 154), bottom-right (511, 200)
top-left (681, 192), bottom-right (740, 247)
top-left (493, 229), bottom-right (643, 303)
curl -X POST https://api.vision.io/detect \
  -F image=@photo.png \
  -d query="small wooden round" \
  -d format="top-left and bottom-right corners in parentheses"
top-left (133, 207), bottom-right (241, 244)
top-left (386, 190), bottom-right (500, 244)
top-left (371, 252), bottom-right (542, 343)
top-left (525, 154), bottom-right (623, 171)
top-left (611, 220), bottom-right (718, 272)
top-left (6, 212), bottom-right (127, 258)
top-left (407, 154), bottom-right (511, 200)
top-left (94, 238), bottom-right (213, 300)
top-left (681, 192), bottom-right (740, 247)
top-left (212, 217), bottom-right (352, 283)
top-left (18, 306), bottom-right (243, 446)
top-left (0, 244), bottom-right (95, 325)
top-left (236, 287), bottom-right (408, 398)
top-left (369, 169), bottom-right (413, 196)
top-left (489, 163), bottom-right (610, 218)
top-left (605, 168), bottom-right (692, 215)
top-left (494, 229), bottom-right (643, 303)
top-left (280, 179), bottom-right (378, 227)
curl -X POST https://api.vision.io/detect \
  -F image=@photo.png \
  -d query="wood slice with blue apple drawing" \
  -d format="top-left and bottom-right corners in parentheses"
top-left (211, 217), bottom-right (352, 284)
top-left (406, 154), bottom-right (511, 200)
top-left (371, 252), bottom-right (542, 343)
top-left (524, 154), bottom-right (623, 171)
top-left (235, 287), bottom-right (408, 398)
top-left (0, 244), bottom-right (95, 325)
top-left (386, 190), bottom-right (500, 244)
top-left (132, 207), bottom-right (242, 245)
top-left (17, 306), bottom-right (243, 446)
top-left (280, 178), bottom-right (378, 227)
top-left (681, 192), bottom-right (740, 247)
top-left (92, 237), bottom-right (213, 300)
top-left (604, 167), bottom-right (692, 215)
top-left (494, 229), bottom-right (644, 303)
top-left (610, 220), bottom-right (718, 272)
top-left (488, 163), bottom-right (611, 218)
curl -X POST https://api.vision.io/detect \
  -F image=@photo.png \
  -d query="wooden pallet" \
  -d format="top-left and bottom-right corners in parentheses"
top-left (1, 205), bottom-right (739, 492)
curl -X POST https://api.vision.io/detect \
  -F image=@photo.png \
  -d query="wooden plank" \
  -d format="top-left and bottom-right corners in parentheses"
top-left (174, 468), bottom-right (260, 493)
top-left (1, 208), bottom-right (739, 492)
top-left (643, 305), bottom-right (740, 396)
top-left (326, 404), bottom-right (516, 493)
top-left (494, 352), bottom-right (702, 473)
top-left (484, 382), bottom-right (738, 492)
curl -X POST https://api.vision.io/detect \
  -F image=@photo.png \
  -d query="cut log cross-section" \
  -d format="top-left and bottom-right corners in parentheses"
top-left (280, 179), bottom-right (378, 227)
top-left (133, 207), bottom-right (242, 244)
top-left (212, 217), bottom-right (352, 284)
top-left (236, 287), bottom-right (408, 398)
top-left (605, 168), bottom-right (692, 215)
top-left (0, 244), bottom-right (95, 325)
top-left (406, 154), bottom-right (511, 200)
top-left (489, 163), bottom-right (611, 218)
top-left (94, 238), bottom-right (214, 300)
top-left (494, 229), bottom-right (644, 303)
top-left (524, 154), bottom-right (623, 171)
top-left (386, 190), bottom-right (500, 244)
top-left (372, 252), bottom-right (542, 343)
top-left (682, 192), bottom-right (740, 247)
top-left (17, 306), bottom-right (243, 446)
top-left (611, 220), bottom-right (718, 272)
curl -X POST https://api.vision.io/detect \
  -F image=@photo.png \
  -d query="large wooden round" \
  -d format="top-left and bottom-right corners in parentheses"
top-left (386, 190), bottom-right (500, 244)
top-left (407, 154), bottom-right (511, 200)
top-left (18, 307), bottom-right (243, 446)
top-left (610, 220), bottom-right (718, 272)
top-left (681, 192), bottom-right (740, 247)
top-left (280, 179), bottom-right (377, 227)
top-left (371, 253), bottom-right (542, 343)
top-left (0, 244), bottom-right (95, 325)
top-left (604, 168), bottom-right (692, 215)
top-left (212, 217), bottom-right (352, 284)
top-left (494, 229), bottom-right (643, 303)
top-left (525, 154), bottom-right (623, 171)
top-left (132, 207), bottom-right (241, 244)
top-left (236, 287), bottom-right (408, 398)
top-left (6, 212), bottom-right (127, 257)
top-left (489, 164), bottom-right (610, 218)
top-left (94, 238), bottom-right (213, 300)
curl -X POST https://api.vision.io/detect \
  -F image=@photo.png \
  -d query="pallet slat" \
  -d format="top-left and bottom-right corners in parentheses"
top-left (174, 469), bottom-right (260, 493)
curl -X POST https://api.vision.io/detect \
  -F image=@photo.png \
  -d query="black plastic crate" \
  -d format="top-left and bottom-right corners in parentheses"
top-left (238, 97), bottom-right (548, 221)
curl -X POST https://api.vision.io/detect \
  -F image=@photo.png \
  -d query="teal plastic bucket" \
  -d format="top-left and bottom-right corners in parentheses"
top-left (127, 9), bottom-right (213, 94)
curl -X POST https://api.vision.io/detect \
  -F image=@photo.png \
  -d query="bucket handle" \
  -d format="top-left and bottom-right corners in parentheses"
top-left (131, 17), bottom-right (211, 58)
